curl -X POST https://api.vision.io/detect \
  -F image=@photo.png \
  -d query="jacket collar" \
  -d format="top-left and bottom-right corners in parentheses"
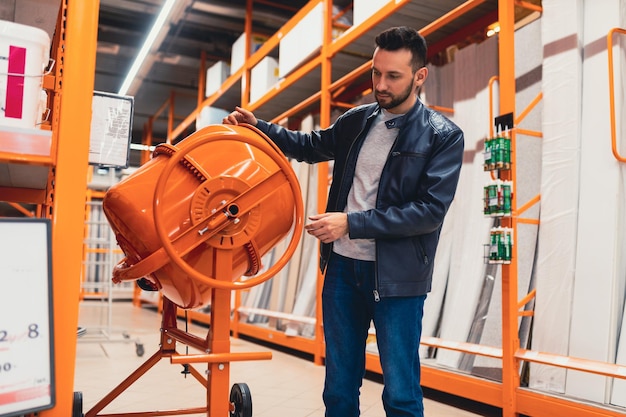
top-left (369, 96), bottom-right (424, 130)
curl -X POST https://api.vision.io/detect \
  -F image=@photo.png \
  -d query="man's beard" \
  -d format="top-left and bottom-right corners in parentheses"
top-left (375, 82), bottom-right (414, 110)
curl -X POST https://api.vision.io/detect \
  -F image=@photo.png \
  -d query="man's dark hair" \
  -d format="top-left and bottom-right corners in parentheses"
top-left (375, 26), bottom-right (427, 72)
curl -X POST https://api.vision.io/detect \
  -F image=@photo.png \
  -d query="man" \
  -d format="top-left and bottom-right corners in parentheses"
top-left (224, 26), bottom-right (464, 417)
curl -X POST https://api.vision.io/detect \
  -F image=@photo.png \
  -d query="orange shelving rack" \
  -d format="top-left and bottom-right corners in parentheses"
top-left (0, 1), bottom-right (100, 416)
top-left (133, 2), bottom-right (626, 417)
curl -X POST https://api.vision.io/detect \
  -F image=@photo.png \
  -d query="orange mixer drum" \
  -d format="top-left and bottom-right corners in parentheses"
top-left (102, 124), bottom-right (300, 309)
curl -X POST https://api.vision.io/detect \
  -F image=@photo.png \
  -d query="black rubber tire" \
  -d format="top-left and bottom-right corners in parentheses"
top-left (229, 382), bottom-right (252, 417)
top-left (72, 391), bottom-right (83, 417)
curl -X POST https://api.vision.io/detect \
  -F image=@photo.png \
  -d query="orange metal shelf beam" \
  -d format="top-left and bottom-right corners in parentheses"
top-left (515, 91), bottom-right (543, 125)
top-left (420, 0), bottom-right (488, 38)
top-left (422, 365), bottom-right (504, 408)
top-left (235, 322), bottom-right (318, 355)
top-left (514, 0), bottom-right (542, 13)
top-left (517, 389), bottom-right (626, 417)
top-left (0, 186), bottom-right (47, 205)
top-left (5, 202), bottom-right (35, 217)
top-left (366, 352), bottom-right (504, 408)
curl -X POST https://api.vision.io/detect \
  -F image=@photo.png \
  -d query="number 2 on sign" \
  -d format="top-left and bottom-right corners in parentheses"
top-left (0, 324), bottom-right (40, 344)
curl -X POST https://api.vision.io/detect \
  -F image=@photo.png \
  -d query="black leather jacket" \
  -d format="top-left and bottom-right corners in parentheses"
top-left (255, 98), bottom-right (464, 298)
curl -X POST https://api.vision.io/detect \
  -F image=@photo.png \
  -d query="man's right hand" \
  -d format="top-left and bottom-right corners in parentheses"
top-left (223, 106), bottom-right (258, 126)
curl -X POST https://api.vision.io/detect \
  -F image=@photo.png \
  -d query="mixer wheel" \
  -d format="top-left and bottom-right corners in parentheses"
top-left (153, 124), bottom-right (305, 291)
top-left (229, 382), bottom-right (252, 417)
top-left (72, 391), bottom-right (83, 417)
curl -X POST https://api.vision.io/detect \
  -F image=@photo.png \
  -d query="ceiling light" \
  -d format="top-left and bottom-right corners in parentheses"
top-left (486, 23), bottom-right (500, 38)
top-left (118, 0), bottom-right (178, 96)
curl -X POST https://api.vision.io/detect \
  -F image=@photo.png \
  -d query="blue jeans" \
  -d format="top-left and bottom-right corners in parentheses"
top-left (322, 252), bottom-right (426, 417)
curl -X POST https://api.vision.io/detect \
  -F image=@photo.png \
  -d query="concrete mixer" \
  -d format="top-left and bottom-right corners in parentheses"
top-left (85, 124), bottom-right (304, 417)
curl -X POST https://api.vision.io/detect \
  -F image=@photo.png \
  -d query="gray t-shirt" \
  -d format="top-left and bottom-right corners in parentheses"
top-left (333, 109), bottom-right (403, 261)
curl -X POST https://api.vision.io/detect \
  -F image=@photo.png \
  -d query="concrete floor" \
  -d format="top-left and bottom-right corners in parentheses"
top-left (74, 300), bottom-right (501, 417)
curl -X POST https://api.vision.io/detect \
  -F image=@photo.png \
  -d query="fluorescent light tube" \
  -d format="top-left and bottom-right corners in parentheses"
top-left (118, 0), bottom-right (177, 96)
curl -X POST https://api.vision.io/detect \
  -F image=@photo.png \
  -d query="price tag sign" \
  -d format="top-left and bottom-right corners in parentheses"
top-left (89, 91), bottom-right (134, 168)
top-left (0, 219), bottom-right (54, 416)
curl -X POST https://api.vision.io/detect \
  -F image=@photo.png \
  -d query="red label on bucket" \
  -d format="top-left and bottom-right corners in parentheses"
top-left (6, 45), bottom-right (26, 119)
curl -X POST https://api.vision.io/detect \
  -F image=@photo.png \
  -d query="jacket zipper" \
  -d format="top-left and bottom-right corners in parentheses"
top-left (334, 117), bottom-right (374, 210)
top-left (336, 109), bottom-right (385, 303)
top-left (371, 134), bottom-right (403, 303)
top-left (321, 116), bottom-right (373, 268)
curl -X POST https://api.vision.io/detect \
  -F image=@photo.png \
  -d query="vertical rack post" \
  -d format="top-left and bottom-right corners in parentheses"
top-left (497, 1), bottom-right (519, 416)
top-left (241, 0), bottom-right (253, 109)
top-left (40, 0), bottom-right (100, 416)
top-left (313, 0), bottom-right (334, 366)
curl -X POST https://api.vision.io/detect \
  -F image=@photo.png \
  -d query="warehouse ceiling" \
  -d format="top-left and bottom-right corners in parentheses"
top-left (2, 0), bottom-right (540, 165)
top-left (96, 0), bottom-right (326, 148)
top-left (95, 0), bottom-right (507, 149)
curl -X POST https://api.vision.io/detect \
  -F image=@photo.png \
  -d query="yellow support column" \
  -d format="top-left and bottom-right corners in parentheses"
top-left (40, 0), bottom-right (99, 416)
top-left (498, 1), bottom-right (519, 416)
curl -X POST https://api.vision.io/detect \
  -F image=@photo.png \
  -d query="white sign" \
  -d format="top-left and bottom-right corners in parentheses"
top-left (0, 219), bottom-right (54, 417)
top-left (89, 91), bottom-right (134, 168)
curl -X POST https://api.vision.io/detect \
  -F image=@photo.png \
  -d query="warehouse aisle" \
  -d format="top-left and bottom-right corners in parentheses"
top-left (74, 300), bottom-right (500, 417)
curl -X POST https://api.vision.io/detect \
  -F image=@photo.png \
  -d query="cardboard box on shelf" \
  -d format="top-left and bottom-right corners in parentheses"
top-left (230, 33), bottom-right (267, 75)
top-left (250, 56), bottom-right (279, 104)
top-left (353, 0), bottom-right (390, 27)
top-left (205, 61), bottom-right (230, 97)
top-left (278, 3), bottom-right (323, 78)
top-left (195, 106), bottom-right (230, 130)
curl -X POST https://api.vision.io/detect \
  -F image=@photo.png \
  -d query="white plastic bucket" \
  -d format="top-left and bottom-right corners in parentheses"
top-left (0, 20), bottom-right (50, 129)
